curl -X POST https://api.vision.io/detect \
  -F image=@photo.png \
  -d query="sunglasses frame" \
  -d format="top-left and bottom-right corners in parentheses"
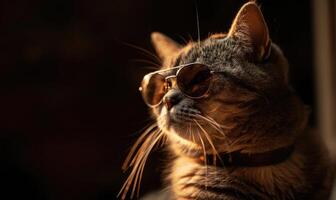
top-left (139, 63), bottom-right (216, 107)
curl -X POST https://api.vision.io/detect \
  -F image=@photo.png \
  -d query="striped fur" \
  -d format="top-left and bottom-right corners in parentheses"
top-left (135, 2), bottom-right (335, 200)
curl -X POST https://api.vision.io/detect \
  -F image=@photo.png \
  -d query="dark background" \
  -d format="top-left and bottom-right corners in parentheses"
top-left (0, 0), bottom-right (314, 199)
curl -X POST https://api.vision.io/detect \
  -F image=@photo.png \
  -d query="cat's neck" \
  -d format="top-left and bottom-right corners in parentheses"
top-left (168, 128), bottom-right (329, 200)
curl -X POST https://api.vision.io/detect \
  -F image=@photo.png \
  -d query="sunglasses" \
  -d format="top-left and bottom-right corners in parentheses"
top-left (139, 63), bottom-right (217, 107)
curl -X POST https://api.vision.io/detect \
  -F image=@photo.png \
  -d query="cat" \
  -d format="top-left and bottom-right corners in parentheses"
top-left (120, 2), bottom-right (335, 200)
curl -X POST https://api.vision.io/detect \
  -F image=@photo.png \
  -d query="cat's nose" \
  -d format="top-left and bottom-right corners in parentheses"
top-left (163, 90), bottom-right (182, 110)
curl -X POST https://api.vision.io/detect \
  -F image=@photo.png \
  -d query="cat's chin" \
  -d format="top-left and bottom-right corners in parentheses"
top-left (159, 117), bottom-right (188, 135)
top-left (158, 115), bottom-right (193, 138)
top-left (159, 119), bottom-right (201, 144)
top-left (165, 126), bottom-right (203, 151)
top-left (157, 107), bottom-right (218, 148)
top-left (158, 112), bottom-right (209, 139)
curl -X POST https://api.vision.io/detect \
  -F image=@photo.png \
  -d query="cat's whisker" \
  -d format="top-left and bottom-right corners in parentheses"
top-left (210, 116), bottom-right (235, 130)
top-left (135, 130), bottom-right (165, 198)
top-left (193, 114), bottom-right (235, 158)
top-left (131, 135), bottom-right (155, 197)
top-left (127, 136), bottom-right (155, 170)
top-left (195, 5), bottom-right (201, 48)
top-left (122, 123), bottom-right (158, 170)
top-left (119, 133), bottom-right (156, 199)
top-left (194, 114), bottom-right (228, 138)
top-left (195, 113), bottom-right (231, 130)
top-left (128, 134), bottom-right (155, 192)
top-left (158, 129), bottom-right (167, 147)
top-left (204, 114), bottom-right (233, 129)
top-left (119, 123), bottom-right (166, 200)
top-left (122, 42), bottom-right (161, 65)
top-left (198, 115), bottom-right (223, 130)
top-left (195, 128), bottom-right (208, 187)
top-left (189, 123), bottom-right (196, 144)
top-left (202, 120), bottom-right (226, 139)
top-left (129, 131), bottom-right (162, 199)
top-left (207, 104), bottom-right (221, 114)
top-left (130, 58), bottom-right (161, 68)
top-left (194, 120), bottom-right (223, 166)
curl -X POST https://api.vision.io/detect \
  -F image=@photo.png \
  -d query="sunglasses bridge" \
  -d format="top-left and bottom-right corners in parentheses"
top-left (164, 75), bottom-right (178, 91)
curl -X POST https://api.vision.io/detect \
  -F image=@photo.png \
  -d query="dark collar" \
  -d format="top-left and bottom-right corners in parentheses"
top-left (197, 145), bottom-right (295, 167)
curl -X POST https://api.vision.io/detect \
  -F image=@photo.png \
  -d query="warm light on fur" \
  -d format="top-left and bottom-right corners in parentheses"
top-left (121, 2), bottom-right (335, 200)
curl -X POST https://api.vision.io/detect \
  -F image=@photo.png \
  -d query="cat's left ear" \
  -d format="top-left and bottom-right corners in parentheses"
top-left (228, 2), bottom-right (271, 61)
top-left (151, 32), bottom-right (182, 62)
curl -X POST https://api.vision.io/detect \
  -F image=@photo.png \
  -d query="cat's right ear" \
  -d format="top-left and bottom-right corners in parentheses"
top-left (151, 32), bottom-right (182, 62)
top-left (228, 2), bottom-right (271, 61)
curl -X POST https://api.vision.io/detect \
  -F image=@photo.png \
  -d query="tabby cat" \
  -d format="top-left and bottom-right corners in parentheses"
top-left (121, 2), bottom-right (335, 200)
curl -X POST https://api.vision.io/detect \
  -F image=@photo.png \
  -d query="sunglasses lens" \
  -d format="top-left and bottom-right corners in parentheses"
top-left (140, 73), bottom-right (166, 106)
top-left (177, 64), bottom-right (212, 97)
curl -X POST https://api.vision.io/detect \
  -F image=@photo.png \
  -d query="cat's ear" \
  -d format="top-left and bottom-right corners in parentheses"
top-left (151, 32), bottom-right (182, 61)
top-left (228, 2), bottom-right (271, 61)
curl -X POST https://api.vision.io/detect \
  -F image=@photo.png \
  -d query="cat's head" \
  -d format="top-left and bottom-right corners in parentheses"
top-left (141, 2), bottom-right (294, 154)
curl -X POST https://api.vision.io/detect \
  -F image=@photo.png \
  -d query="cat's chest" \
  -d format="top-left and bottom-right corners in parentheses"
top-left (168, 156), bottom-right (254, 200)
top-left (168, 155), bottom-right (308, 200)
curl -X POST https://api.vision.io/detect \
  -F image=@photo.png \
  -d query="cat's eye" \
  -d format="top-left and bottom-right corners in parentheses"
top-left (176, 64), bottom-right (212, 97)
top-left (139, 63), bottom-right (214, 107)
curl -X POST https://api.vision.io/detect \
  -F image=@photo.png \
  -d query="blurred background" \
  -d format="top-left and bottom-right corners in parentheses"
top-left (0, 0), bottom-right (334, 199)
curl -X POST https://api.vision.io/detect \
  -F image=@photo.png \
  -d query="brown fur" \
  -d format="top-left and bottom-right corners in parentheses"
top-left (123, 2), bottom-right (335, 200)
